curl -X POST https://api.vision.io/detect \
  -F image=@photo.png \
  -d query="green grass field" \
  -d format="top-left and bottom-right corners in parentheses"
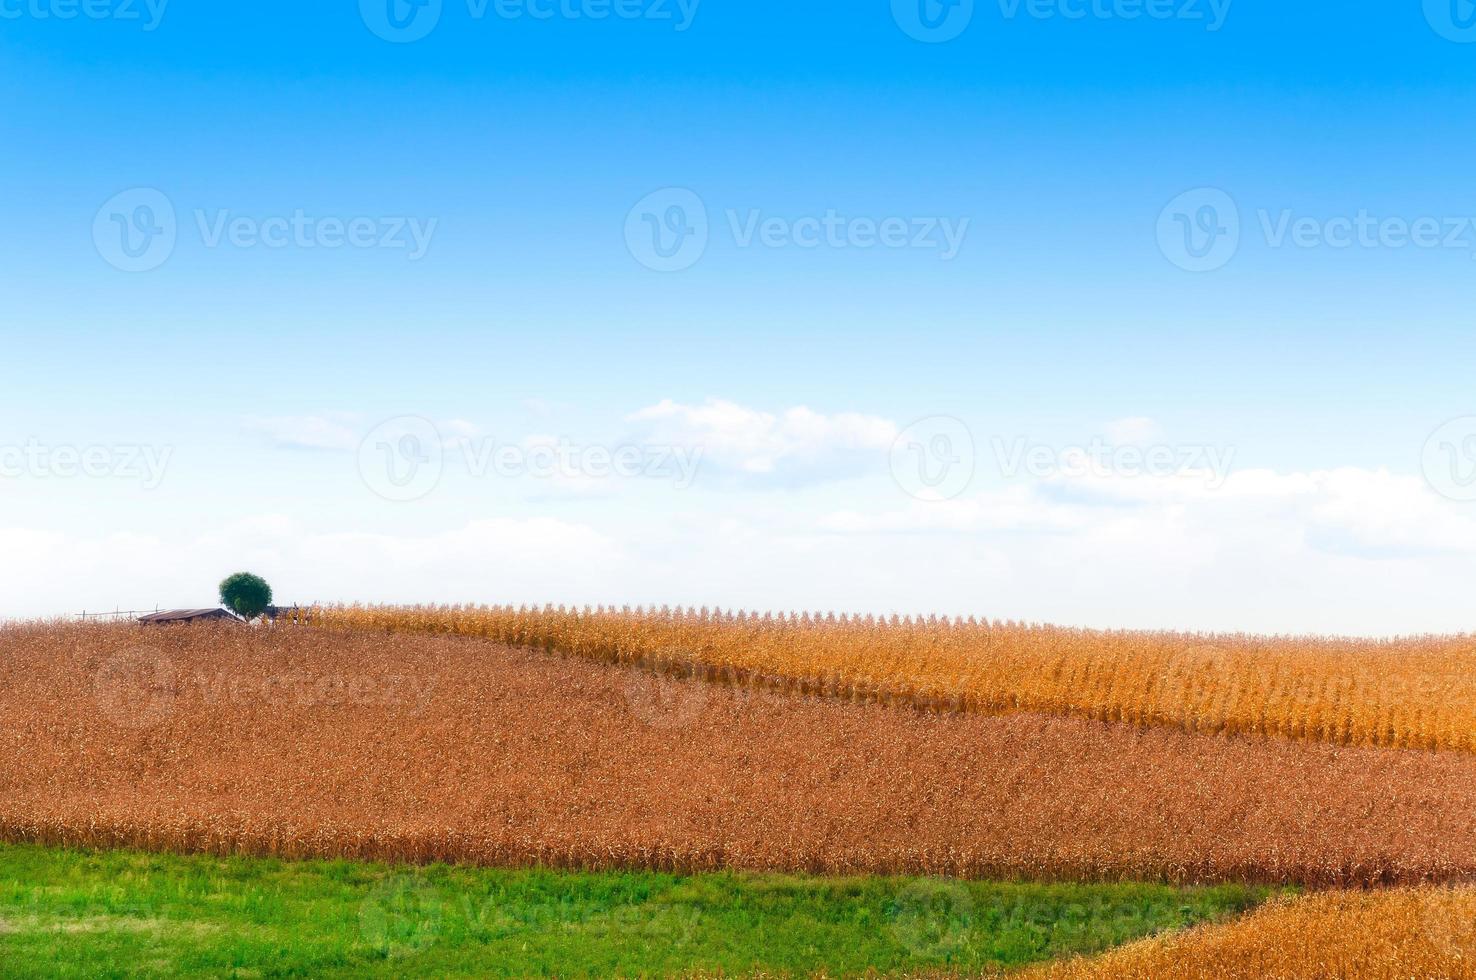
top-left (0, 844), bottom-right (1274, 978)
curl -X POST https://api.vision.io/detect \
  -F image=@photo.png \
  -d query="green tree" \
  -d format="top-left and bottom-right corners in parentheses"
top-left (218, 572), bottom-right (273, 622)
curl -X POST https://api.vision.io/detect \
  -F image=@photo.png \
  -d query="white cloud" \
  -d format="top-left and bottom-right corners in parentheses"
top-left (7, 467), bottom-right (1476, 636)
top-left (243, 402), bottom-right (899, 491)
top-left (1301, 467), bottom-right (1476, 556)
top-left (626, 398), bottom-right (897, 485)
top-left (243, 413), bottom-right (361, 452)
top-left (821, 484), bottom-right (1089, 534)
top-left (810, 462), bottom-right (1476, 633)
top-left (1028, 463), bottom-right (1476, 554)
top-left (296, 517), bottom-right (619, 584)
top-left (442, 419), bottom-right (481, 442)
top-left (0, 516), bottom-right (619, 618)
top-left (246, 415), bottom-right (486, 455)
top-left (831, 464), bottom-right (1476, 557)
top-left (16, 404), bottom-right (1476, 637)
top-left (1103, 416), bottom-right (1162, 445)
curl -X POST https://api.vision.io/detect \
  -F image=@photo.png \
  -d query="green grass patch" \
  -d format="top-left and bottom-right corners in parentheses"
top-left (0, 843), bottom-right (1276, 978)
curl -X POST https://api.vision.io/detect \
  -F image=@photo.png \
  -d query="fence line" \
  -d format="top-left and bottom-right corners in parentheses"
top-left (269, 605), bottom-right (318, 626)
top-left (76, 605), bottom-right (319, 624)
top-left (77, 608), bottom-right (160, 621)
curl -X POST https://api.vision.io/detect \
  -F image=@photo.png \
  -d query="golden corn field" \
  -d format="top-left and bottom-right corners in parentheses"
top-left (4, 611), bottom-right (1475, 976)
top-left (3, 619), bottom-right (1476, 888)
top-left (317, 603), bottom-right (1476, 753)
top-left (1022, 887), bottom-right (1476, 979)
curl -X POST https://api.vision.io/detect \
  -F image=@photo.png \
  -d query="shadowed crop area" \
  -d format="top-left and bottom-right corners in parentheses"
top-left (4, 621), bottom-right (1476, 887)
top-left (0, 843), bottom-right (1271, 979)
top-left (319, 604), bottom-right (1476, 754)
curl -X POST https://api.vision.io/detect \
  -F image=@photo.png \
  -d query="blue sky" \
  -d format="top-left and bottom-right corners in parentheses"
top-left (5, 1), bottom-right (1476, 631)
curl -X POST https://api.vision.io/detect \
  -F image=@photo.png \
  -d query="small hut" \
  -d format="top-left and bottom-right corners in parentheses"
top-left (137, 608), bottom-right (241, 626)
